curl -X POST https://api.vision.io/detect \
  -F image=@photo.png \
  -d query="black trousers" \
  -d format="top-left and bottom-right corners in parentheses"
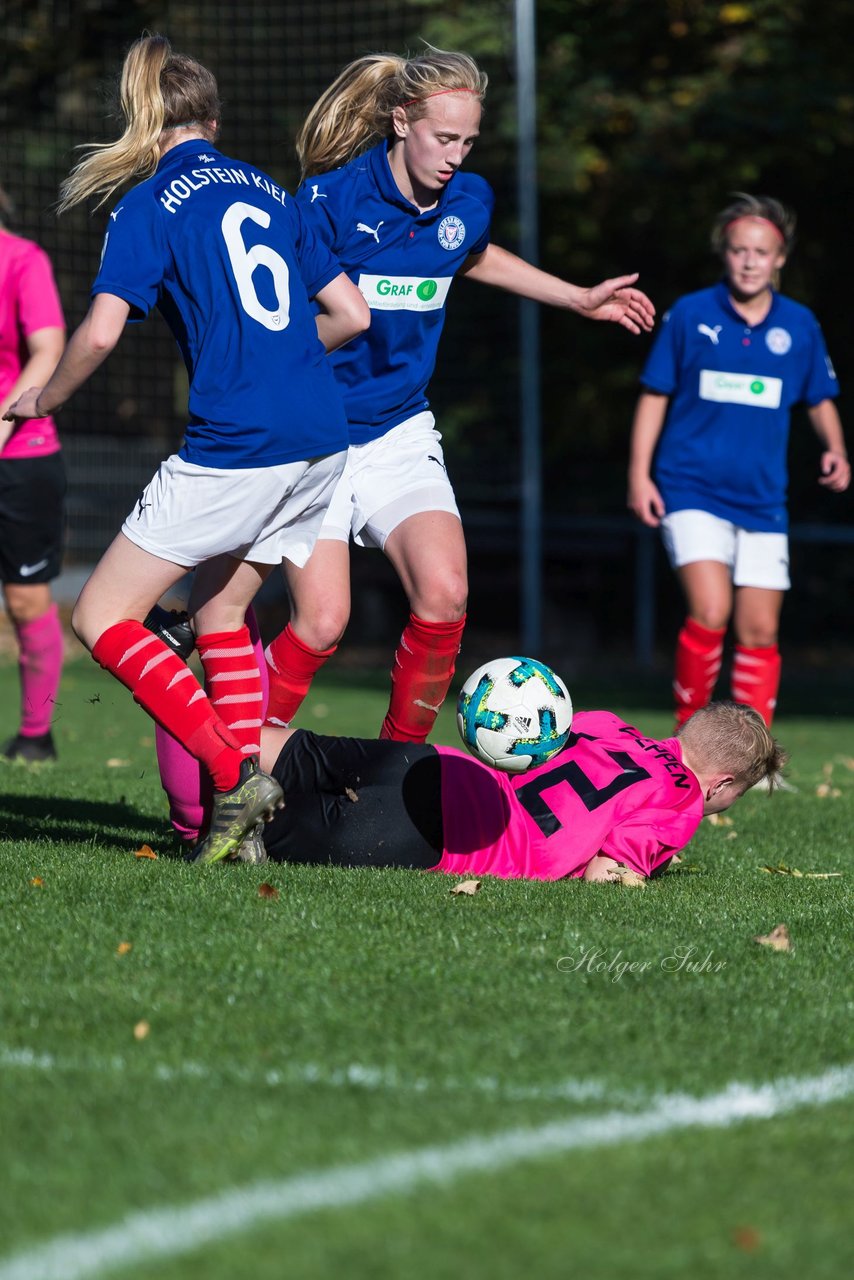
top-left (263, 730), bottom-right (444, 868)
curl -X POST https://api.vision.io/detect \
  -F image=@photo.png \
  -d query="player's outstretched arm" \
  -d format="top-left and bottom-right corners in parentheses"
top-left (627, 392), bottom-right (669, 526)
top-left (458, 242), bottom-right (655, 334)
top-left (807, 399), bottom-right (851, 492)
top-left (313, 271), bottom-right (371, 353)
top-left (0, 324), bottom-right (65, 449)
top-left (3, 292), bottom-right (129, 422)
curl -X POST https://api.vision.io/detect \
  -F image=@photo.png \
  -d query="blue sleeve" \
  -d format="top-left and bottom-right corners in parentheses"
top-left (639, 304), bottom-right (683, 394)
top-left (91, 192), bottom-right (167, 322)
top-left (462, 174), bottom-right (494, 255)
top-left (802, 317), bottom-right (840, 406)
top-left (289, 198), bottom-right (345, 299)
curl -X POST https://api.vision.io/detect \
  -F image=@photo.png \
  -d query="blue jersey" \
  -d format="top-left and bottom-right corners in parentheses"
top-left (92, 141), bottom-right (348, 469)
top-left (297, 141), bottom-right (494, 443)
top-left (640, 282), bottom-right (839, 530)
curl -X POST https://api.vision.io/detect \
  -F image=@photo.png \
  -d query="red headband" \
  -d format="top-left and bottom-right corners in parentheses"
top-left (401, 88), bottom-right (482, 108)
top-left (725, 215), bottom-right (785, 245)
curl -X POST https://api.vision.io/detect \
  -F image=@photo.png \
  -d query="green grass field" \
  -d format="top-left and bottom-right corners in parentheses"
top-left (1, 646), bottom-right (851, 1279)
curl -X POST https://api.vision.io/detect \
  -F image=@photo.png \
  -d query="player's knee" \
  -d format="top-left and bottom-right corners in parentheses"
top-left (690, 604), bottom-right (729, 632)
top-left (411, 577), bottom-right (467, 622)
top-left (737, 624), bottom-right (778, 649)
top-left (3, 584), bottom-right (49, 624)
top-left (292, 601), bottom-right (349, 651)
top-left (70, 599), bottom-right (98, 650)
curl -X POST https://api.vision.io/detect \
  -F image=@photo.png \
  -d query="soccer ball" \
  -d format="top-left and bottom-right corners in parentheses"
top-left (456, 656), bottom-right (573, 773)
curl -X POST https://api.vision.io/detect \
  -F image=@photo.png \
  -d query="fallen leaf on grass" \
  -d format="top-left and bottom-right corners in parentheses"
top-left (133, 1020), bottom-right (150, 1040)
top-left (116, 941), bottom-right (133, 955)
top-left (753, 923), bottom-right (792, 952)
top-left (759, 863), bottom-right (841, 878)
top-left (106, 758), bottom-right (131, 768)
top-left (726, 831), bottom-right (738, 840)
top-left (258, 882), bottom-right (280, 900)
top-left (344, 787), bottom-right (359, 803)
top-left (30, 877), bottom-right (44, 887)
top-left (732, 1225), bottom-right (762, 1252)
top-left (815, 783), bottom-right (842, 799)
top-left (670, 854), bottom-right (682, 864)
top-left (838, 756), bottom-right (854, 772)
top-left (451, 879), bottom-right (481, 896)
top-left (134, 844), bottom-right (157, 860)
top-left (706, 813), bottom-right (734, 827)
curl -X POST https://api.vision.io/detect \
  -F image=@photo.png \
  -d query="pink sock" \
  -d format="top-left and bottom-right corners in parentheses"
top-left (16, 603), bottom-right (63, 737)
top-left (155, 606), bottom-right (268, 842)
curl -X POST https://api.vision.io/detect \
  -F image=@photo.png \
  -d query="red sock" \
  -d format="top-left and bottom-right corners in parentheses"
top-left (92, 620), bottom-right (242, 790)
top-left (731, 643), bottom-right (781, 726)
top-left (674, 617), bottom-right (726, 727)
top-left (379, 612), bottom-right (466, 743)
top-left (197, 625), bottom-right (263, 757)
top-left (264, 623), bottom-right (336, 726)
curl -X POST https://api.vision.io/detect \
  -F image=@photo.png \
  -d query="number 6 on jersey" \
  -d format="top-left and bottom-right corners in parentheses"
top-left (221, 201), bottom-right (290, 331)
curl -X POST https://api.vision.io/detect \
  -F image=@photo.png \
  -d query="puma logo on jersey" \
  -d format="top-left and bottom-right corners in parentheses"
top-left (310, 185), bottom-right (327, 202)
top-left (109, 206), bottom-right (124, 222)
top-left (697, 324), bottom-right (722, 345)
top-left (19, 559), bottom-right (49, 577)
top-left (356, 220), bottom-right (384, 242)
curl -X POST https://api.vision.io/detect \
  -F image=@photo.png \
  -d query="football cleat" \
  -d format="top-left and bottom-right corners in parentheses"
top-left (2, 730), bottom-right (57, 764)
top-left (190, 758), bottom-right (283, 865)
top-left (232, 820), bottom-right (268, 865)
top-left (143, 605), bottom-right (195, 662)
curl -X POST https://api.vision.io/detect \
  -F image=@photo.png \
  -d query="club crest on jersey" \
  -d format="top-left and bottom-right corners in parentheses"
top-left (766, 326), bottom-right (792, 355)
top-left (437, 215), bottom-right (465, 250)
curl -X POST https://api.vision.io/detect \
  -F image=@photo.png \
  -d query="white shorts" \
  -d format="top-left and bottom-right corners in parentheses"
top-left (661, 509), bottom-right (790, 590)
top-left (121, 451), bottom-right (346, 568)
top-left (317, 412), bottom-right (460, 549)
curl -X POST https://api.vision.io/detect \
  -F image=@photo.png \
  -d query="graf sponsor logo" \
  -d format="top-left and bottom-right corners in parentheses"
top-left (699, 369), bottom-right (782, 409)
top-left (357, 274), bottom-right (452, 311)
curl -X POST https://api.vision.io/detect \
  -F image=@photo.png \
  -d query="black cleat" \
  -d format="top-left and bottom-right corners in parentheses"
top-left (2, 731), bottom-right (57, 764)
top-left (190, 758), bottom-right (283, 865)
top-left (143, 605), bottom-right (195, 662)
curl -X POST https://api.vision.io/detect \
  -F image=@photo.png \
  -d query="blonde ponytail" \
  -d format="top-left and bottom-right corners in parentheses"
top-left (58, 35), bottom-right (220, 213)
top-left (298, 46), bottom-right (487, 179)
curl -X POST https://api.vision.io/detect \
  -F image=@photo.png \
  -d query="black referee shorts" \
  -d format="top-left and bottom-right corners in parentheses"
top-left (0, 453), bottom-right (66, 585)
top-left (263, 729), bottom-right (444, 868)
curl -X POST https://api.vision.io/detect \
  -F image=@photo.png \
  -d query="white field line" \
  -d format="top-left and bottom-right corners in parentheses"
top-left (0, 1063), bottom-right (851, 1280)
top-left (0, 1044), bottom-right (617, 1105)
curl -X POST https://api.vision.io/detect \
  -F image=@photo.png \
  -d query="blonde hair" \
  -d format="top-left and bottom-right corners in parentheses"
top-left (677, 701), bottom-right (789, 792)
top-left (58, 34), bottom-right (221, 213)
top-left (297, 46), bottom-right (487, 179)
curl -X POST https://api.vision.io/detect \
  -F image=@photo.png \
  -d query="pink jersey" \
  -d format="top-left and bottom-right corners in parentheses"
top-left (436, 710), bottom-right (704, 880)
top-left (0, 231), bottom-right (64, 459)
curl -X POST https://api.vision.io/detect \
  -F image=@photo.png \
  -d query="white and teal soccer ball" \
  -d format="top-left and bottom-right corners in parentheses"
top-left (456, 656), bottom-right (573, 773)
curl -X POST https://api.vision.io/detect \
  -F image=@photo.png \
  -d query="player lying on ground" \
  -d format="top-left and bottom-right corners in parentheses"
top-left (161, 694), bottom-right (785, 878)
